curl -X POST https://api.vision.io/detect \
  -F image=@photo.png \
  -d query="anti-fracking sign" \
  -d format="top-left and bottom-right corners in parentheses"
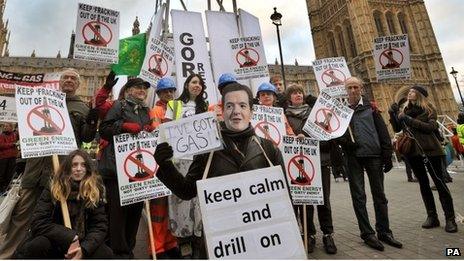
top-left (114, 130), bottom-right (171, 206)
top-left (139, 37), bottom-right (174, 86)
top-left (280, 136), bottom-right (323, 205)
top-left (302, 91), bottom-right (354, 141)
top-left (373, 34), bottom-right (411, 80)
top-left (15, 86), bottom-right (77, 158)
top-left (74, 3), bottom-right (120, 64)
top-left (197, 166), bottom-right (306, 259)
top-left (251, 105), bottom-right (286, 146)
top-left (0, 70), bottom-right (61, 95)
top-left (0, 96), bottom-right (17, 122)
top-left (312, 57), bottom-right (351, 97)
top-left (229, 36), bottom-right (269, 81)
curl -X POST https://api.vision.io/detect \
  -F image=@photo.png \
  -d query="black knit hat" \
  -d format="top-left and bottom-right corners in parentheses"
top-left (411, 85), bottom-right (428, 97)
top-left (124, 78), bottom-right (151, 89)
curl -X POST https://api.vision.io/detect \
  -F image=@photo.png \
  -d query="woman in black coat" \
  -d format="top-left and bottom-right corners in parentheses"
top-left (15, 150), bottom-right (111, 259)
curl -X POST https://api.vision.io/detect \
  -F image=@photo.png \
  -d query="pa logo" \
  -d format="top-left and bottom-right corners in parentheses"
top-left (445, 248), bottom-right (461, 256)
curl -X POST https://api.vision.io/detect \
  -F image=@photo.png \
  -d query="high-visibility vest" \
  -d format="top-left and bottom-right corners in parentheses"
top-left (167, 100), bottom-right (184, 120)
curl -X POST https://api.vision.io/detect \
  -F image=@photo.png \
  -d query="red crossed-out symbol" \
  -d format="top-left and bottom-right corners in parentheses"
top-left (236, 47), bottom-right (259, 68)
top-left (287, 152), bottom-right (315, 186)
top-left (321, 68), bottom-right (346, 87)
top-left (254, 121), bottom-right (281, 146)
top-left (82, 21), bottom-right (113, 47)
top-left (123, 149), bottom-right (158, 182)
top-left (148, 54), bottom-right (168, 77)
top-left (27, 105), bottom-right (65, 136)
top-left (315, 108), bottom-right (340, 133)
top-left (379, 48), bottom-right (403, 69)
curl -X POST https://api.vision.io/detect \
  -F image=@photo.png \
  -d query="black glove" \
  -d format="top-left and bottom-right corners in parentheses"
top-left (85, 108), bottom-right (99, 125)
top-left (388, 103), bottom-right (399, 114)
top-left (103, 71), bottom-right (118, 90)
top-left (398, 114), bottom-right (412, 124)
top-left (383, 156), bottom-right (393, 173)
top-left (154, 142), bottom-right (173, 167)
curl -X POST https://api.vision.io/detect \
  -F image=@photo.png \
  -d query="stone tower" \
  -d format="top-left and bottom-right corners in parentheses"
top-left (307, 0), bottom-right (458, 117)
top-left (0, 0), bottom-right (10, 57)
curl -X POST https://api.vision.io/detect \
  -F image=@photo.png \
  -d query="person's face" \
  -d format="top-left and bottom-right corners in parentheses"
top-left (223, 90), bottom-right (252, 132)
top-left (71, 155), bottom-right (86, 182)
top-left (345, 82), bottom-right (363, 104)
top-left (290, 91), bottom-right (304, 106)
top-left (127, 85), bottom-right (148, 101)
top-left (60, 71), bottom-right (80, 95)
top-left (407, 89), bottom-right (418, 102)
top-left (157, 89), bottom-right (175, 102)
top-left (187, 76), bottom-right (202, 98)
top-left (259, 91), bottom-right (275, 107)
top-left (3, 123), bottom-right (13, 132)
top-left (273, 80), bottom-right (284, 93)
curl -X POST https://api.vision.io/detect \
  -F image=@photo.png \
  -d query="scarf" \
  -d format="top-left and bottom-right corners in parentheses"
top-left (68, 180), bottom-right (86, 240)
top-left (220, 122), bottom-right (255, 165)
top-left (126, 96), bottom-right (148, 115)
top-left (285, 104), bottom-right (310, 118)
top-left (404, 104), bottom-right (425, 118)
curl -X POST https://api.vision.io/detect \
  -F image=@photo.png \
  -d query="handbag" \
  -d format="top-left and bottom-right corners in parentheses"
top-left (395, 131), bottom-right (414, 155)
top-left (0, 175), bottom-right (22, 235)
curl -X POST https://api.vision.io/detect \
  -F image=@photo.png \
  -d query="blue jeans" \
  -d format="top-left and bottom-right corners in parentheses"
top-left (345, 156), bottom-right (392, 239)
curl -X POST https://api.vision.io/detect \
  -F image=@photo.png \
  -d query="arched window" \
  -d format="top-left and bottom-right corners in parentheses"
top-left (397, 12), bottom-right (408, 34)
top-left (344, 20), bottom-right (358, 57)
top-left (373, 10), bottom-right (385, 36)
top-left (336, 26), bottom-right (347, 58)
top-left (328, 32), bottom-right (338, 57)
top-left (386, 11), bottom-right (396, 35)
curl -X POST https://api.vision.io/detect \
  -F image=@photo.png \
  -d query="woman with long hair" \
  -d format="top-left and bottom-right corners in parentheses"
top-left (389, 85), bottom-right (457, 233)
top-left (15, 150), bottom-right (112, 258)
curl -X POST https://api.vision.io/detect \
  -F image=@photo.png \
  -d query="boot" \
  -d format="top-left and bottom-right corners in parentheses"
top-left (422, 216), bottom-right (440, 229)
top-left (445, 218), bottom-right (458, 233)
top-left (322, 234), bottom-right (337, 254)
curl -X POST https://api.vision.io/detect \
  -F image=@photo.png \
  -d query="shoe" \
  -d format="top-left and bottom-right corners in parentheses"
top-left (445, 219), bottom-right (458, 233)
top-left (307, 235), bottom-right (316, 253)
top-left (364, 235), bottom-right (384, 251)
top-left (422, 216), bottom-right (440, 228)
top-left (323, 234), bottom-right (337, 254)
top-left (378, 233), bottom-right (403, 248)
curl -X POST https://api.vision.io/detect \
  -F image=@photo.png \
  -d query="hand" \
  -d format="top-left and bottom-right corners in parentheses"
top-left (154, 142), bottom-right (173, 167)
top-left (122, 122), bottom-right (142, 134)
top-left (383, 157), bottom-right (393, 173)
top-left (388, 103), bottom-right (399, 114)
top-left (296, 133), bottom-right (306, 140)
top-left (143, 125), bottom-right (155, 132)
top-left (398, 113), bottom-right (412, 124)
top-left (65, 237), bottom-right (82, 259)
top-left (103, 70), bottom-right (118, 90)
top-left (85, 108), bottom-right (99, 125)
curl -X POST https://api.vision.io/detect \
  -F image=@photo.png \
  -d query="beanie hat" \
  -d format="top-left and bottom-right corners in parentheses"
top-left (411, 85), bottom-right (428, 97)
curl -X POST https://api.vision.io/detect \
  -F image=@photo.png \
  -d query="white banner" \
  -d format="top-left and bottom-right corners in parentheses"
top-left (74, 3), bottom-right (120, 64)
top-left (113, 130), bottom-right (171, 206)
top-left (172, 10), bottom-right (217, 105)
top-left (373, 34), bottom-right (411, 80)
top-left (312, 57), bottom-right (351, 97)
top-left (229, 36), bottom-right (269, 81)
top-left (15, 86), bottom-right (78, 158)
top-left (303, 91), bottom-right (354, 141)
top-left (197, 166), bottom-right (306, 259)
top-left (0, 96), bottom-right (17, 122)
top-left (158, 112), bottom-right (222, 159)
top-left (251, 105), bottom-right (285, 147)
top-left (0, 70), bottom-right (61, 95)
top-left (139, 37), bottom-right (174, 86)
top-left (280, 136), bottom-right (323, 205)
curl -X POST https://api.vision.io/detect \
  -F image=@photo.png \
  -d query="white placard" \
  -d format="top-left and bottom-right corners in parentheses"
top-left (113, 130), bottom-right (171, 206)
top-left (302, 91), bottom-right (354, 141)
top-left (197, 166), bottom-right (306, 259)
top-left (312, 57), bottom-right (351, 97)
top-left (74, 3), bottom-right (120, 64)
top-left (0, 96), bottom-right (17, 122)
top-left (280, 136), bottom-right (323, 205)
top-left (0, 70), bottom-right (61, 95)
top-left (229, 36), bottom-right (269, 81)
top-left (158, 112), bottom-right (222, 159)
top-left (15, 86), bottom-right (78, 158)
top-left (373, 34), bottom-right (411, 80)
top-left (139, 37), bottom-right (174, 86)
top-left (251, 105), bottom-right (285, 147)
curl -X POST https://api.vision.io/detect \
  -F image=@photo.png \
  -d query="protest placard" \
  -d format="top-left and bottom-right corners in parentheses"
top-left (229, 35), bottom-right (269, 81)
top-left (15, 86), bottom-right (77, 158)
top-left (312, 57), bottom-right (351, 97)
top-left (302, 91), bottom-right (354, 141)
top-left (113, 130), bottom-right (171, 206)
top-left (373, 34), bottom-right (411, 80)
top-left (0, 70), bottom-right (61, 95)
top-left (197, 166), bottom-right (306, 259)
top-left (0, 96), bottom-right (17, 122)
top-left (280, 136), bottom-right (323, 205)
top-left (251, 105), bottom-right (285, 146)
top-left (139, 37), bottom-right (174, 86)
top-left (158, 112), bottom-right (222, 159)
top-left (74, 3), bottom-right (119, 64)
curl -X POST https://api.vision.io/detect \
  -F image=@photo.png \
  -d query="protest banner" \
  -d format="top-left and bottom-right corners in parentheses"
top-left (158, 112), bottom-right (222, 159)
top-left (197, 166), bottom-right (306, 259)
top-left (113, 130), bottom-right (171, 206)
top-left (0, 96), bottom-right (17, 122)
top-left (139, 37), bottom-right (174, 86)
top-left (302, 91), bottom-right (354, 141)
top-left (251, 105), bottom-right (285, 146)
top-left (172, 10), bottom-right (217, 105)
top-left (312, 57), bottom-right (351, 97)
top-left (373, 34), bottom-right (411, 80)
top-left (0, 70), bottom-right (61, 95)
top-left (229, 35), bottom-right (269, 81)
top-left (74, 3), bottom-right (120, 64)
top-left (280, 136), bottom-right (323, 205)
top-left (15, 86), bottom-right (77, 158)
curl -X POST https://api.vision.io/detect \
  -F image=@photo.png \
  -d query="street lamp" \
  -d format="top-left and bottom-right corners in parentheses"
top-left (270, 7), bottom-right (287, 90)
top-left (450, 67), bottom-right (464, 108)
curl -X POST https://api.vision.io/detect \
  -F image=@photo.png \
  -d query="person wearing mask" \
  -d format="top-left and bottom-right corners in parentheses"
top-left (284, 84), bottom-right (337, 254)
top-left (208, 73), bottom-right (237, 121)
top-left (0, 122), bottom-right (18, 193)
top-left (99, 78), bottom-right (154, 258)
top-left (0, 68), bottom-right (98, 259)
top-left (389, 85), bottom-right (457, 233)
top-left (14, 150), bottom-right (112, 258)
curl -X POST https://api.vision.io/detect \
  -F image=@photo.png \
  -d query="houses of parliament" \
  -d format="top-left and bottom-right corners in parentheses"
top-left (0, 0), bottom-right (459, 119)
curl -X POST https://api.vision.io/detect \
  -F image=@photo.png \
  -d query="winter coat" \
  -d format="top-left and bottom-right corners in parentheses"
top-left (0, 130), bottom-right (18, 159)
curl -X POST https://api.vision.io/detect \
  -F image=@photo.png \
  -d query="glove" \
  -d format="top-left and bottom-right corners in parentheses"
top-left (398, 113), bottom-right (412, 124)
top-left (103, 71), bottom-right (118, 90)
top-left (383, 156), bottom-right (393, 173)
top-left (154, 142), bottom-right (173, 167)
top-left (121, 122), bottom-right (142, 134)
top-left (388, 103), bottom-right (399, 114)
top-left (143, 125), bottom-right (155, 132)
top-left (85, 108), bottom-right (99, 125)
